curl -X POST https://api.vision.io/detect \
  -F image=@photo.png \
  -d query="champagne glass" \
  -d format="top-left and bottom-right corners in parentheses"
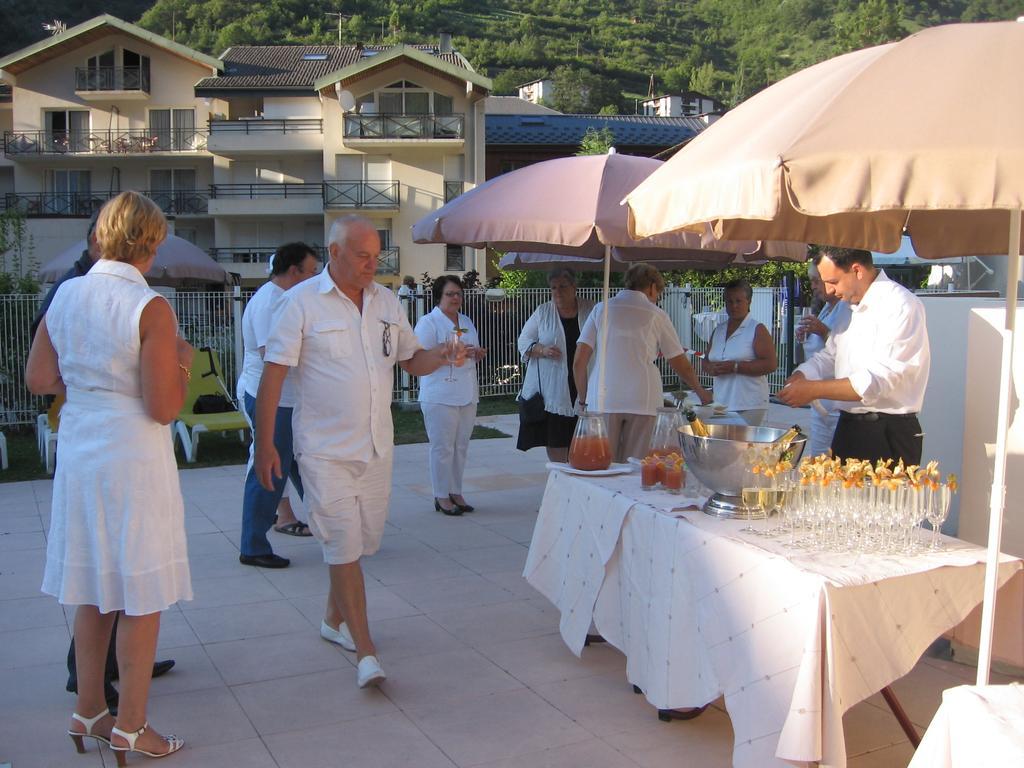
top-left (926, 484), bottom-right (952, 551)
top-left (443, 329), bottom-right (461, 382)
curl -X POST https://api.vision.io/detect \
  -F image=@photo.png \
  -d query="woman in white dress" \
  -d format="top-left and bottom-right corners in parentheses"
top-left (702, 278), bottom-right (778, 426)
top-left (415, 276), bottom-right (486, 515)
top-left (26, 191), bottom-right (193, 764)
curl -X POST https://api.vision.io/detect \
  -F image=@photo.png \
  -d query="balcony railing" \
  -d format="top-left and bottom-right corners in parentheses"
top-left (4, 129), bottom-right (208, 156)
top-left (74, 66), bottom-right (150, 93)
top-left (444, 180), bottom-right (465, 204)
top-left (343, 113), bottom-right (464, 140)
top-left (210, 246), bottom-right (328, 264)
top-left (208, 118), bottom-right (323, 134)
top-left (378, 247), bottom-right (400, 275)
top-left (2, 189), bottom-right (208, 217)
top-left (323, 181), bottom-right (399, 209)
top-left (210, 183), bottom-right (324, 199)
top-left (3, 191), bottom-right (113, 217)
top-left (145, 189), bottom-right (209, 215)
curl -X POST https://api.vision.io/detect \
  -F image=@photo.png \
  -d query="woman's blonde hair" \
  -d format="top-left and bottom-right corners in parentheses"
top-left (95, 191), bottom-right (167, 265)
top-left (623, 262), bottom-right (664, 292)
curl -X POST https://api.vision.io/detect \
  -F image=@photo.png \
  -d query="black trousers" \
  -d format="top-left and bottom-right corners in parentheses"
top-left (67, 612), bottom-right (119, 690)
top-left (831, 411), bottom-right (923, 466)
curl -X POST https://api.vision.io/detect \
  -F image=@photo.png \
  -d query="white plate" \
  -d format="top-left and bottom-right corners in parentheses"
top-left (546, 462), bottom-right (634, 477)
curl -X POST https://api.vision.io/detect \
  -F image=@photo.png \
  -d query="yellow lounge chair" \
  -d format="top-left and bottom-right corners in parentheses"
top-left (172, 347), bottom-right (250, 462)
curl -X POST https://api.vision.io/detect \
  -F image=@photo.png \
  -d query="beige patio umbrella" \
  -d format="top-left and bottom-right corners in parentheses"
top-left (624, 20), bottom-right (1024, 685)
top-left (40, 234), bottom-right (229, 285)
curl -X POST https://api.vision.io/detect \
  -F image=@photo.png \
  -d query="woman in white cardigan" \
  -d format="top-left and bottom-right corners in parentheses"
top-left (415, 276), bottom-right (486, 516)
top-left (516, 268), bottom-right (595, 462)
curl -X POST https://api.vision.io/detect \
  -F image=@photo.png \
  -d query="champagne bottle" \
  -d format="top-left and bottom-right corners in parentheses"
top-left (684, 408), bottom-right (710, 438)
top-left (774, 424), bottom-right (803, 462)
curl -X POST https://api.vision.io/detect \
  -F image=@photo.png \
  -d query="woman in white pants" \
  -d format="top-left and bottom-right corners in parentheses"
top-left (415, 276), bottom-right (486, 516)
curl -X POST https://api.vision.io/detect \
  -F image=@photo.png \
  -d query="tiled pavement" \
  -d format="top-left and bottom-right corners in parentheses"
top-left (1, 407), bottom-right (1019, 768)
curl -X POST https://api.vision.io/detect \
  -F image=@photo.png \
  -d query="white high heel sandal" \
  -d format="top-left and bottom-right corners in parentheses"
top-left (68, 708), bottom-right (111, 752)
top-left (110, 722), bottom-right (184, 766)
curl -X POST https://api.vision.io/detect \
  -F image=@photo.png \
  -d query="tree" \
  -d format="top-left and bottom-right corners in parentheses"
top-left (576, 127), bottom-right (615, 155)
top-left (548, 65), bottom-right (623, 114)
top-left (0, 208), bottom-right (39, 294)
top-left (833, 0), bottom-right (907, 53)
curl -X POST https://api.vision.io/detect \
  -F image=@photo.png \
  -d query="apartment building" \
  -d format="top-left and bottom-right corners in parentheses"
top-left (0, 16), bottom-right (221, 274)
top-left (0, 15), bottom-right (490, 286)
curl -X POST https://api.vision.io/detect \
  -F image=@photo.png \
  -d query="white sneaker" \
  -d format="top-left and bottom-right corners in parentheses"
top-left (320, 619), bottom-right (356, 652)
top-left (357, 655), bottom-right (386, 688)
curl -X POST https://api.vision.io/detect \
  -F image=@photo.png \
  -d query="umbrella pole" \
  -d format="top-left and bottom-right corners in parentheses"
top-left (232, 283), bottom-right (244, 390)
top-left (596, 244), bottom-right (612, 413)
top-left (976, 207), bottom-right (1021, 685)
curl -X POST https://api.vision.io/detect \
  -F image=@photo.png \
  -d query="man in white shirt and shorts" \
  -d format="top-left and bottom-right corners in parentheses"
top-left (779, 247), bottom-right (930, 465)
top-left (255, 215), bottom-right (463, 687)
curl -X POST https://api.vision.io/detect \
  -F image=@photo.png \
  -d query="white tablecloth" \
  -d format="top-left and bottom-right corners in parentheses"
top-left (908, 684), bottom-right (1024, 767)
top-left (524, 470), bottom-right (1023, 768)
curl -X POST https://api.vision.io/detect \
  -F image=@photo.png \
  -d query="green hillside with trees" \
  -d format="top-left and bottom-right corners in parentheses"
top-left (4, 2), bottom-right (1021, 111)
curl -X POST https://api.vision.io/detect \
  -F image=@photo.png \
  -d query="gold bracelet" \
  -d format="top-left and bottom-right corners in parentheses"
top-left (178, 363), bottom-right (192, 381)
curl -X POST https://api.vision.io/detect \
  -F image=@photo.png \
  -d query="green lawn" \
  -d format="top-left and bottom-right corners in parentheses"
top-left (1, 397), bottom-right (518, 484)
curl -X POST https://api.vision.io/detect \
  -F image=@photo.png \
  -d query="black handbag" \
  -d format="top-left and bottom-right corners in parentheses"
top-left (518, 343), bottom-right (546, 425)
top-left (193, 394), bottom-right (235, 414)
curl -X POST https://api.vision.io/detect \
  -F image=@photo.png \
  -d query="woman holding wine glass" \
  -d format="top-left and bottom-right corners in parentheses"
top-left (414, 276), bottom-right (486, 515)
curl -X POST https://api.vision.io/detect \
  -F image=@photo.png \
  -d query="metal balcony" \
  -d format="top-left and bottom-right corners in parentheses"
top-left (208, 118), bottom-right (322, 134)
top-left (343, 113), bottom-right (464, 140)
top-left (323, 181), bottom-right (399, 209)
top-left (2, 191), bottom-right (113, 217)
top-left (3, 130), bottom-right (208, 156)
top-left (377, 247), bottom-right (400, 275)
top-left (209, 183), bottom-right (324, 199)
top-left (74, 66), bottom-right (150, 93)
top-left (144, 189), bottom-right (209, 215)
top-left (444, 180), bottom-right (465, 204)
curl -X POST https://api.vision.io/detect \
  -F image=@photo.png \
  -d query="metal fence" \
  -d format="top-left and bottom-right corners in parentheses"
top-left (0, 285), bottom-right (792, 426)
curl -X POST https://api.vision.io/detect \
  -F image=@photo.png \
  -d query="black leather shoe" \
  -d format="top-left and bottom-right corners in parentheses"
top-left (450, 495), bottom-right (475, 513)
top-left (239, 553), bottom-right (290, 569)
top-left (152, 659), bottom-right (176, 679)
top-left (434, 498), bottom-right (462, 516)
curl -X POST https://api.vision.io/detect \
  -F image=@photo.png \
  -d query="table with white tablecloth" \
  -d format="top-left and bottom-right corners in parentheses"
top-left (523, 470), bottom-right (1023, 768)
top-left (907, 683), bottom-right (1024, 767)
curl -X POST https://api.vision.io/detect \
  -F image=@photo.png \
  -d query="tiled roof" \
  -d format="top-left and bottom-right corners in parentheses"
top-left (195, 45), bottom-right (471, 91)
top-left (486, 114), bottom-right (705, 147)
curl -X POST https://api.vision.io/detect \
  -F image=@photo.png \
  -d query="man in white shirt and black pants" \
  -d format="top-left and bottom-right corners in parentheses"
top-left (779, 247), bottom-right (930, 465)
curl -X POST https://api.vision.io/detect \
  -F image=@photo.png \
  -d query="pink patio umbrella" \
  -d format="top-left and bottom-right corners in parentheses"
top-left (39, 234), bottom-right (229, 284)
top-left (624, 20), bottom-right (1024, 687)
top-left (414, 152), bottom-right (804, 409)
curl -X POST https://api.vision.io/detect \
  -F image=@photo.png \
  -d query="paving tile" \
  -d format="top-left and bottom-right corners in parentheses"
top-left (0, 531), bottom-right (47, 551)
top-left (362, 550), bottom-right (474, 586)
top-left (204, 630), bottom-right (349, 686)
top-left (146, 685), bottom-right (257, 748)
top-left (427, 598), bottom-right (558, 648)
top-left (390, 572), bottom-right (519, 614)
top-left (533, 671), bottom-right (671, 736)
top-left (0, 595), bottom-right (67, 633)
top-left (408, 688), bottom-right (591, 766)
top-left (0, 662), bottom-right (73, 717)
top-left (153, 737), bottom-right (279, 768)
top-left (183, 598), bottom-right (308, 644)
top-left (477, 633), bottom-right (625, 687)
top-left (846, 742), bottom-right (915, 768)
top-left (369, 614), bottom-right (468, 661)
top-left (0, 624), bottom-right (70, 670)
top-left (147, 644), bottom-right (226, 697)
top-left (184, 572), bottom-right (283, 610)
top-left (232, 667), bottom-right (397, 735)
top-left (380, 648), bottom-right (524, 714)
top-left (156, 609), bottom-right (202, 650)
top-left (470, 740), bottom-right (640, 768)
top-left (266, 711), bottom-right (458, 768)
top-left (449, 544), bottom-right (529, 574)
top-left (842, 699), bottom-right (913, 757)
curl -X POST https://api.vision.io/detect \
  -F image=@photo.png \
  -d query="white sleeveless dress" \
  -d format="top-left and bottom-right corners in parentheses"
top-left (41, 260), bottom-right (192, 615)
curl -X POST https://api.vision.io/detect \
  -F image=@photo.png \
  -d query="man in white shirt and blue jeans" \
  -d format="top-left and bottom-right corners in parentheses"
top-left (779, 247), bottom-right (931, 465)
top-left (237, 243), bottom-right (321, 569)
top-left (255, 215), bottom-right (463, 688)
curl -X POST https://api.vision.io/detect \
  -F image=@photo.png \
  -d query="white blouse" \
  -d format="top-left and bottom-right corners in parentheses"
top-left (707, 313), bottom-right (770, 411)
top-left (414, 307), bottom-right (480, 407)
top-left (517, 299), bottom-right (595, 417)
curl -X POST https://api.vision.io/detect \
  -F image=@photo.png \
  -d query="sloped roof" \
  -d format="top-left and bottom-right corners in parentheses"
top-left (195, 43), bottom-right (485, 93)
top-left (312, 44), bottom-right (489, 92)
top-left (0, 14), bottom-right (222, 75)
top-left (486, 114), bottom-right (705, 147)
